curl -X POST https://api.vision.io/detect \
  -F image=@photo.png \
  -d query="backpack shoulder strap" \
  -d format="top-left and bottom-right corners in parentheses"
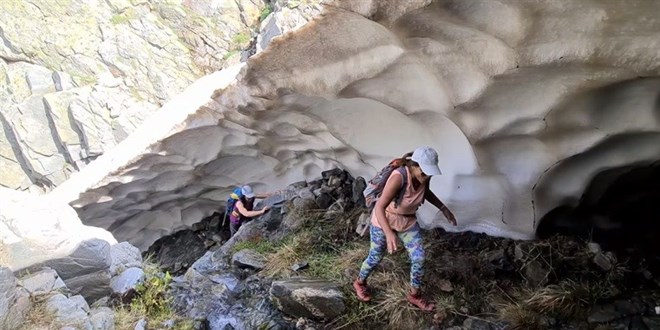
top-left (394, 166), bottom-right (407, 207)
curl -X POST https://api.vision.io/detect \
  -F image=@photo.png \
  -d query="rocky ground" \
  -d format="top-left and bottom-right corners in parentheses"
top-left (150, 168), bottom-right (660, 330)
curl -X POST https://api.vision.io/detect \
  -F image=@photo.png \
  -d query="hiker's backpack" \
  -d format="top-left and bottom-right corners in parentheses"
top-left (362, 158), bottom-right (408, 214)
top-left (223, 187), bottom-right (244, 224)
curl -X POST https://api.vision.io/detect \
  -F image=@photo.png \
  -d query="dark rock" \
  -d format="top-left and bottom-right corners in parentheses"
top-left (315, 193), bottom-right (334, 209)
top-left (588, 297), bottom-right (649, 323)
top-left (630, 316), bottom-right (649, 330)
top-left (352, 177), bottom-right (367, 207)
top-left (484, 249), bottom-right (514, 272)
top-left (342, 170), bottom-right (355, 183)
top-left (643, 317), bottom-right (660, 329)
top-left (270, 279), bottom-right (345, 320)
top-left (593, 252), bottom-right (614, 271)
top-left (262, 205), bottom-right (284, 231)
top-left (522, 260), bottom-right (550, 287)
top-left (148, 230), bottom-right (207, 275)
top-left (232, 249), bottom-right (267, 270)
top-left (192, 221), bottom-right (206, 232)
top-left (209, 214), bottom-right (221, 231)
top-left (463, 318), bottom-right (492, 330)
top-left (321, 168), bottom-right (343, 180)
top-left (63, 270), bottom-right (112, 303)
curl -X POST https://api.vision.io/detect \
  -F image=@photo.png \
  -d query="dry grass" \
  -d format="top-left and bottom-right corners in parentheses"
top-left (495, 276), bottom-right (621, 329)
top-left (19, 295), bottom-right (58, 330)
top-left (258, 204), bottom-right (645, 329)
top-left (496, 301), bottom-right (544, 330)
top-left (525, 280), bottom-right (591, 316)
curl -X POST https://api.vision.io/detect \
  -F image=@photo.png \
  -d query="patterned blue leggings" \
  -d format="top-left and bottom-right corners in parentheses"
top-left (358, 223), bottom-right (425, 289)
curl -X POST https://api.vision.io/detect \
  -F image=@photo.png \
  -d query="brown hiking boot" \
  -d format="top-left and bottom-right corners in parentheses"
top-left (407, 292), bottom-right (435, 312)
top-left (353, 278), bottom-right (371, 302)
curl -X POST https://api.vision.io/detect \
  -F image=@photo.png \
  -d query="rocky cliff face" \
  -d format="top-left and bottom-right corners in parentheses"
top-left (0, 0), bottom-right (321, 192)
top-left (10, 0), bottom-right (660, 251)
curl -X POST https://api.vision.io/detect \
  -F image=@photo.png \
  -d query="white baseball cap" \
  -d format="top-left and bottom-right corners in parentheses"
top-left (241, 185), bottom-right (255, 198)
top-left (411, 146), bottom-right (442, 176)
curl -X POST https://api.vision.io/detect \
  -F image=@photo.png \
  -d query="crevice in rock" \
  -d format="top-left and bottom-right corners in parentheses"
top-left (42, 97), bottom-right (78, 171)
top-left (0, 111), bottom-right (47, 190)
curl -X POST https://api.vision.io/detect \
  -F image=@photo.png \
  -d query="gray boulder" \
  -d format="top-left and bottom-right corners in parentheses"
top-left (19, 267), bottom-right (67, 295)
top-left (46, 293), bottom-right (92, 329)
top-left (40, 239), bottom-right (113, 302)
top-left (4, 287), bottom-right (30, 330)
top-left (109, 242), bottom-right (143, 276)
top-left (0, 267), bottom-right (16, 318)
top-left (110, 267), bottom-right (145, 297)
top-left (0, 188), bottom-right (116, 303)
top-left (269, 279), bottom-right (345, 320)
top-left (89, 307), bottom-right (115, 330)
top-left (1, 267), bottom-right (31, 330)
top-left (232, 249), bottom-right (267, 270)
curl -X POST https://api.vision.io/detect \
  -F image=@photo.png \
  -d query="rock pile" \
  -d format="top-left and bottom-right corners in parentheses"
top-left (0, 242), bottom-right (144, 329)
top-left (168, 167), bottom-right (365, 329)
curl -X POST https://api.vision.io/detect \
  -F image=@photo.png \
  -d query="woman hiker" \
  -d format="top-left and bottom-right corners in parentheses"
top-left (229, 185), bottom-right (272, 237)
top-left (353, 146), bottom-right (458, 311)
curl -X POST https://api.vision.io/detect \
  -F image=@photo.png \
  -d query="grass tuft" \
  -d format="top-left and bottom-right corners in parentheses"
top-left (259, 3), bottom-right (273, 22)
top-left (19, 295), bottom-right (58, 330)
top-left (114, 256), bottom-right (195, 330)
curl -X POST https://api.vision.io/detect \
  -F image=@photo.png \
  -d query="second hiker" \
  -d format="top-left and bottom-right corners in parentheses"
top-left (353, 146), bottom-right (457, 311)
top-left (228, 185), bottom-right (272, 237)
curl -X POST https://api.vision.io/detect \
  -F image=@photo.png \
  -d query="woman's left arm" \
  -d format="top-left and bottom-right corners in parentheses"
top-left (425, 188), bottom-right (457, 226)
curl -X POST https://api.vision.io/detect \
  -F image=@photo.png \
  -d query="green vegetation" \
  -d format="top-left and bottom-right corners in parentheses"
top-left (114, 256), bottom-right (194, 330)
top-left (222, 50), bottom-right (239, 61)
top-left (232, 32), bottom-right (250, 46)
top-left (110, 14), bottom-right (130, 25)
top-left (259, 3), bottom-right (273, 22)
top-left (110, 8), bottom-right (137, 25)
top-left (231, 234), bottom-right (278, 254)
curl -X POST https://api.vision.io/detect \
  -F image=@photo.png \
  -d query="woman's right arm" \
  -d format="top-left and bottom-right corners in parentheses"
top-left (375, 172), bottom-right (403, 254)
top-left (235, 201), bottom-right (269, 217)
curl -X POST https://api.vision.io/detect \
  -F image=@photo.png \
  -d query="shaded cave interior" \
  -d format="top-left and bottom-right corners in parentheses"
top-left (538, 161), bottom-right (660, 272)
